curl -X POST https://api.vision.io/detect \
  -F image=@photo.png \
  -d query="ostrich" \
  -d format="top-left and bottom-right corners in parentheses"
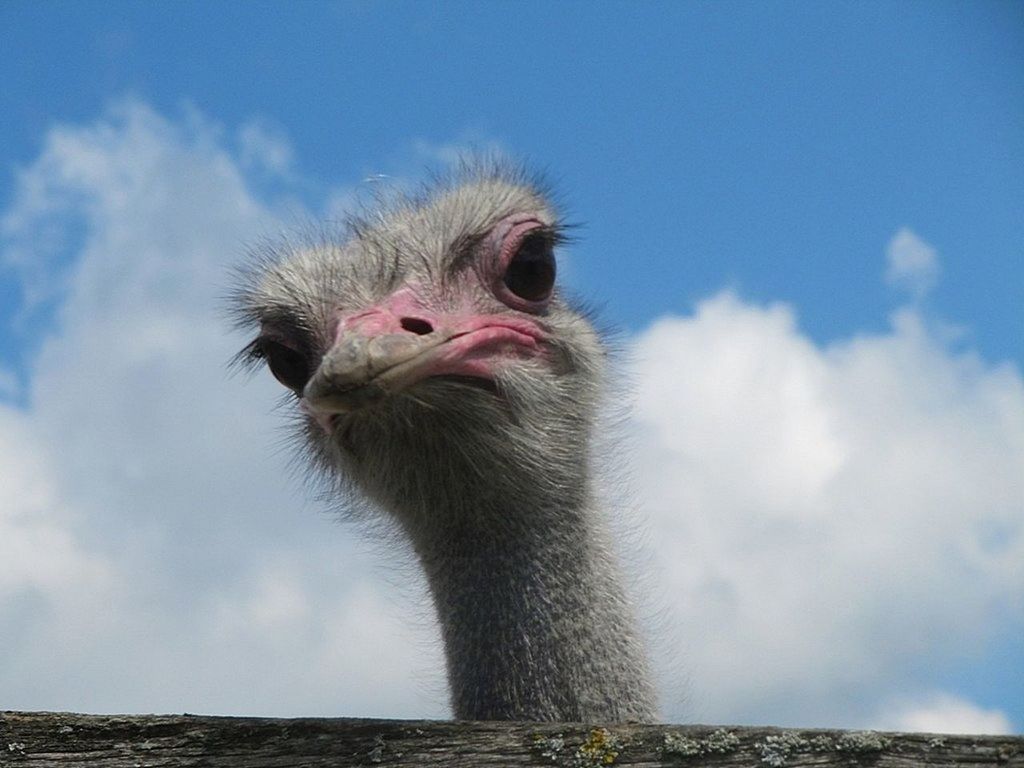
top-left (231, 164), bottom-right (658, 722)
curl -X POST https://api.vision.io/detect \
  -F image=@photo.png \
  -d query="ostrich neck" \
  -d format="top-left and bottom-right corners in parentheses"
top-left (384, 449), bottom-right (658, 722)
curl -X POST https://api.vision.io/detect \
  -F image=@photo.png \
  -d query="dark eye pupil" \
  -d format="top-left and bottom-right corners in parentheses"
top-left (261, 340), bottom-right (311, 391)
top-left (503, 234), bottom-right (556, 302)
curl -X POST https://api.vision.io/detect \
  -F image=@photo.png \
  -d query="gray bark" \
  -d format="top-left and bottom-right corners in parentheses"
top-left (2, 711), bottom-right (1021, 767)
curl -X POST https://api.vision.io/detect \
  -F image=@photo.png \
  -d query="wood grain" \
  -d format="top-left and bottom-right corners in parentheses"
top-left (2, 712), bottom-right (1021, 767)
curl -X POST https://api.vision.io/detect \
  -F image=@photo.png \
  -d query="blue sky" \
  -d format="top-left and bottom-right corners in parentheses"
top-left (1, 2), bottom-right (1021, 732)
top-left (3, 1), bottom-right (1022, 367)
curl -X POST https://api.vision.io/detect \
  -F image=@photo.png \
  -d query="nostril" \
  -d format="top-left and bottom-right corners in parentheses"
top-left (400, 317), bottom-right (434, 336)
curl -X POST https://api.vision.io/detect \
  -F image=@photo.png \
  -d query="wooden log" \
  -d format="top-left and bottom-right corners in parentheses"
top-left (1, 711), bottom-right (1021, 767)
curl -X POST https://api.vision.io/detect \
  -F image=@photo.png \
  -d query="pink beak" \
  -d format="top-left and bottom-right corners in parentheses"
top-left (303, 287), bottom-right (546, 414)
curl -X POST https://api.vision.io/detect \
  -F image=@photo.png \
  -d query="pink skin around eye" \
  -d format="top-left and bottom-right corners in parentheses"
top-left (488, 216), bottom-right (553, 312)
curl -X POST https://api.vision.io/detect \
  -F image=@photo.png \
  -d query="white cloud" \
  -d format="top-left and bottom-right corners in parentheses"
top-left (885, 227), bottom-right (940, 301)
top-left (1, 102), bottom-right (1021, 733)
top-left (237, 118), bottom-right (295, 176)
top-left (0, 409), bottom-right (111, 597)
top-left (876, 693), bottom-right (1014, 734)
top-left (632, 293), bottom-right (1024, 727)
top-left (0, 366), bottom-right (17, 400)
top-left (0, 100), bottom-right (445, 717)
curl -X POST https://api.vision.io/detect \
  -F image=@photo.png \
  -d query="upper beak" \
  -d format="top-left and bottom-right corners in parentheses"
top-left (304, 327), bottom-right (456, 412)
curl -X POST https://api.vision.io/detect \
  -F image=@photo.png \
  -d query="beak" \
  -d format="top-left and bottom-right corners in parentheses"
top-left (303, 294), bottom-right (545, 414)
top-left (304, 326), bottom-right (455, 412)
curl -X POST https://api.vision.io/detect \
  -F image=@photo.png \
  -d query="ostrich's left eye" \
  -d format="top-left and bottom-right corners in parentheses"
top-left (258, 338), bottom-right (312, 392)
top-left (503, 232), bottom-right (556, 303)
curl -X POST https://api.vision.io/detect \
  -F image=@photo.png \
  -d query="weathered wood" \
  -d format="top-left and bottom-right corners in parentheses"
top-left (1, 712), bottom-right (1020, 767)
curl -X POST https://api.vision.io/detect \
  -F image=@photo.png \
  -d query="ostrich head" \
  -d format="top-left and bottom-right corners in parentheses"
top-left (231, 163), bottom-right (656, 722)
top-left (234, 168), bottom-right (603, 532)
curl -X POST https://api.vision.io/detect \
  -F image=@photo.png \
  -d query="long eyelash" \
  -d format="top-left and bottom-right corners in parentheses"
top-left (550, 221), bottom-right (579, 246)
top-left (546, 224), bottom-right (574, 248)
top-left (444, 223), bottom-right (568, 279)
top-left (517, 225), bottom-right (570, 255)
top-left (527, 227), bottom-right (561, 251)
top-left (230, 337), bottom-right (266, 374)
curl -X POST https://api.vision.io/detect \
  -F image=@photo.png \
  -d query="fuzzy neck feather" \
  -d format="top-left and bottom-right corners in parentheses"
top-left (413, 494), bottom-right (658, 721)
top-left (341, 387), bottom-right (658, 721)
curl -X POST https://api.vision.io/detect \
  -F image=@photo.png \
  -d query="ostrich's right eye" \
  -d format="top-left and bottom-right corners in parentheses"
top-left (258, 338), bottom-right (312, 391)
top-left (503, 231), bottom-right (556, 303)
